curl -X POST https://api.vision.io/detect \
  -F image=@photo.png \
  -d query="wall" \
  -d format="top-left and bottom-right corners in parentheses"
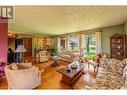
top-left (15, 34), bottom-right (52, 56)
top-left (0, 19), bottom-right (8, 64)
top-left (102, 25), bottom-right (125, 57)
top-left (17, 34), bottom-right (35, 56)
top-left (52, 36), bottom-right (58, 48)
top-left (8, 38), bottom-right (15, 51)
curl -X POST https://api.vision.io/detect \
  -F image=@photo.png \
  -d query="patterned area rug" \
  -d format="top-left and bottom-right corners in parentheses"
top-left (53, 61), bottom-right (67, 70)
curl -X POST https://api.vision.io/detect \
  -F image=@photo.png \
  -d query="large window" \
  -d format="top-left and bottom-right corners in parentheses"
top-left (84, 34), bottom-right (96, 58)
top-left (68, 35), bottom-right (79, 51)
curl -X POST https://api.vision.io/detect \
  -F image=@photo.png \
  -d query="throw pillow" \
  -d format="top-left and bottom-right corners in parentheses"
top-left (11, 63), bottom-right (18, 70)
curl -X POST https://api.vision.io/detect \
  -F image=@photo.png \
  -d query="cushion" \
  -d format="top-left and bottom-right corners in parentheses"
top-left (11, 63), bottom-right (18, 70)
top-left (39, 50), bottom-right (49, 56)
top-left (99, 58), bottom-right (125, 75)
top-left (95, 71), bottom-right (125, 89)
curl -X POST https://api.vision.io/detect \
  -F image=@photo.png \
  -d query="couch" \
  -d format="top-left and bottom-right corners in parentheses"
top-left (73, 58), bottom-right (127, 89)
top-left (38, 50), bottom-right (50, 62)
top-left (4, 63), bottom-right (42, 89)
top-left (94, 58), bottom-right (126, 89)
top-left (58, 50), bottom-right (80, 62)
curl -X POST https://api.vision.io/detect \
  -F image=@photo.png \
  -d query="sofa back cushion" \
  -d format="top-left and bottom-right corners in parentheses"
top-left (17, 62), bottom-right (32, 70)
top-left (11, 63), bottom-right (32, 70)
top-left (39, 50), bottom-right (49, 56)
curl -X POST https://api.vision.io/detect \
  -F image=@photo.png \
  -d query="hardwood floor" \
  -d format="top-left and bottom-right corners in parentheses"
top-left (0, 60), bottom-right (96, 89)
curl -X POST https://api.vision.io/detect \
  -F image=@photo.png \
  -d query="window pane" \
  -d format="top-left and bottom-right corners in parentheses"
top-left (68, 35), bottom-right (79, 51)
top-left (84, 34), bottom-right (96, 58)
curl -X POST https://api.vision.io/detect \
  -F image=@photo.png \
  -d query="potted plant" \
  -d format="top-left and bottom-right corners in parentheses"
top-left (51, 47), bottom-right (57, 56)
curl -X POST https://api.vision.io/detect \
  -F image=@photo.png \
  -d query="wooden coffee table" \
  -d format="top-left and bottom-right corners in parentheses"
top-left (57, 62), bottom-right (83, 85)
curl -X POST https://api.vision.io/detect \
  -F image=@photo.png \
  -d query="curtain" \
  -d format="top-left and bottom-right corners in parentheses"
top-left (57, 37), bottom-right (60, 52)
top-left (95, 31), bottom-right (102, 54)
top-left (80, 34), bottom-right (85, 55)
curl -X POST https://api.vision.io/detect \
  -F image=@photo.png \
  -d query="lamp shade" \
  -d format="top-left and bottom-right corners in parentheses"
top-left (15, 45), bottom-right (27, 53)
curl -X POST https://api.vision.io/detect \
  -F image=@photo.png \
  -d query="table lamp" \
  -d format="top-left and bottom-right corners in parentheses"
top-left (15, 45), bottom-right (27, 63)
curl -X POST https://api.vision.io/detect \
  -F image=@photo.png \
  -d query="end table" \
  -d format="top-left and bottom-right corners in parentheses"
top-left (51, 56), bottom-right (60, 67)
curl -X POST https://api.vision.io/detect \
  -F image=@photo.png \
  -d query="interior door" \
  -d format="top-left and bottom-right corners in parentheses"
top-left (23, 38), bottom-right (32, 57)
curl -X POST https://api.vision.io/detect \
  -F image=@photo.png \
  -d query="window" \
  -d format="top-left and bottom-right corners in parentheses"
top-left (46, 38), bottom-right (52, 46)
top-left (84, 34), bottom-right (96, 58)
top-left (68, 35), bottom-right (79, 51)
top-left (60, 36), bottom-right (66, 50)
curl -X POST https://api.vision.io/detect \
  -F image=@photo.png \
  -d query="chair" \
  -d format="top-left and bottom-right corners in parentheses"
top-left (0, 62), bottom-right (6, 77)
top-left (4, 63), bottom-right (42, 89)
top-left (38, 50), bottom-right (50, 62)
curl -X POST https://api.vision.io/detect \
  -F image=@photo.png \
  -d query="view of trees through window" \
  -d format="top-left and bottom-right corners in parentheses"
top-left (68, 35), bottom-right (79, 51)
top-left (59, 34), bottom-right (96, 58)
top-left (84, 34), bottom-right (96, 58)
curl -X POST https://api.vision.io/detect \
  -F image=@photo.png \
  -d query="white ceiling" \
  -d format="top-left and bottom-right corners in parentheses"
top-left (9, 6), bottom-right (127, 36)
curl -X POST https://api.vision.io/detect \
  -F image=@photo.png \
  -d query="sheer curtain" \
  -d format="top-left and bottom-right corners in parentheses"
top-left (80, 34), bottom-right (85, 56)
top-left (95, 31), bottom-right (102, 54)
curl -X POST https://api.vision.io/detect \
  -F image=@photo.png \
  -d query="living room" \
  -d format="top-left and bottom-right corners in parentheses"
top-left (0, 6), bottom-right (127, 90)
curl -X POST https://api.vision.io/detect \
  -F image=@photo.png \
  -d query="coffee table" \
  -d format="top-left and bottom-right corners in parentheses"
top-left (57, 62), bottom-right (83, 85)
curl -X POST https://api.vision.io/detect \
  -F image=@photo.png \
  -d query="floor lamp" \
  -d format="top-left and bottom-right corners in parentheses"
top-left (15, 45), bottom-right (27, 63)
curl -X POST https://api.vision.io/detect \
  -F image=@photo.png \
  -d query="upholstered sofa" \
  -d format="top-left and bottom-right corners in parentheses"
top-left (58, 50), bottom-right (80, 62)
top-left (4, 63), bottom-right (42, 89)
top-left (94, 58), bottom-right (127, 89)
top-left (38, 50), bottom-right (50, 62)
top-left (73, 58), bottom-right (127, 89)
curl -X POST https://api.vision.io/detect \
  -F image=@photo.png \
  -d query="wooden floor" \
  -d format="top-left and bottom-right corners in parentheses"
top-left (0, 60), bottom-right (96, 89)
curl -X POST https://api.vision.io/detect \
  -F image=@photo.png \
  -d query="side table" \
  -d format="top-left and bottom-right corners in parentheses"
top-left (51, 56), bottom-right (60, 67)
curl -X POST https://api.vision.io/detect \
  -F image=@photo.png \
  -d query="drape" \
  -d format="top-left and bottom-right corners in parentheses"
top-left (95, 31), bottom-right (102, 54)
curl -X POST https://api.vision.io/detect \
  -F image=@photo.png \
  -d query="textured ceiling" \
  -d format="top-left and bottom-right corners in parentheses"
top-left (9, 6), bottom-right (127, 36)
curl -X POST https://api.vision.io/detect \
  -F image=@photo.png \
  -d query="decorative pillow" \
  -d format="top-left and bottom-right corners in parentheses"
top-left (97, 67), bottom-right (107, 77)
top-left (99, 58), bottom-right (109, 70)
top-left (11, 63), bottom-right (18, 70)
